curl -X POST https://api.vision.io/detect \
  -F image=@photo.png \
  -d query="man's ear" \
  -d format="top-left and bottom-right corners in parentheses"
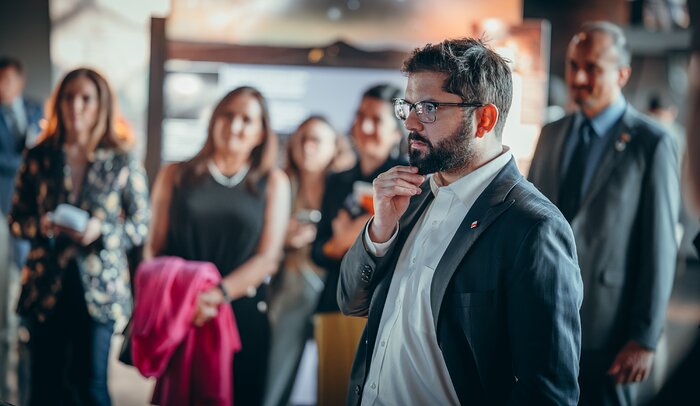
top-left (618, 66), bottom-right (632, 88)
top-left (475, 104), bottom-right (499, 138)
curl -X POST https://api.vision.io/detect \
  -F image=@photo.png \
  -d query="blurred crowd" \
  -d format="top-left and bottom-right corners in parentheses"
top-left (0, 15), bottom-right (699, 406)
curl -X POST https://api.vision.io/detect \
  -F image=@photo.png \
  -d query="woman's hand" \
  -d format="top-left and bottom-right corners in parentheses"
top-left (323, 210), bottom-right (372, 259)
top-left (56, 217), bottom-right (103, 246)
top-left (285, 218), bottom-right (317, 249)
top-left (192, 286), bottom-right (225, 326)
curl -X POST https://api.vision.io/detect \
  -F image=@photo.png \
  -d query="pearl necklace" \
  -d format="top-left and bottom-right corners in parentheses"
top-left (207, 160), bottom-right (250, 188)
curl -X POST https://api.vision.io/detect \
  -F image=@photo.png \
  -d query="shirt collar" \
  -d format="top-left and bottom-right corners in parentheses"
top-left (10, 97), bottom-right (24, 110)
top-left (580, 96), bottom-right (626, 138)
top-left (429, 147), bottom-right (513, 208)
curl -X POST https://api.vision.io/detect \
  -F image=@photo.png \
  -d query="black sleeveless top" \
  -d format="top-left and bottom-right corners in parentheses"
top-left (164, 169), bottom-right (267, 277)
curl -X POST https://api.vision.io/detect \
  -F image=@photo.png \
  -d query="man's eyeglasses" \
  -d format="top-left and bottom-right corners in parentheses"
top-left (393, 98), bottom-right (484, 124)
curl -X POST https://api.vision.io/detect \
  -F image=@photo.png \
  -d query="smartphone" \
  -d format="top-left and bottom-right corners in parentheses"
top-left (295, 209), bottom-right (322, 224)
top-left (51, 204), bottom-right (90, 233)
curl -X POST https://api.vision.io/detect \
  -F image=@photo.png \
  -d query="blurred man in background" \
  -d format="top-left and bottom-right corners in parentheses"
top-left (529, 21), bottom-right (680, 405)
top-left (0, 56), bottom-right (42, 405)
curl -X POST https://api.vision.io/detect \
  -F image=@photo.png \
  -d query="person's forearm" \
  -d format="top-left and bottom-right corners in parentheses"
top-left (220, 253), bottom-right (281, 300)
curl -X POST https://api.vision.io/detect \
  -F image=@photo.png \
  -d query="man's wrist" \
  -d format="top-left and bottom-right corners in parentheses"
top-left (369, 217), bottom-right (396, 243)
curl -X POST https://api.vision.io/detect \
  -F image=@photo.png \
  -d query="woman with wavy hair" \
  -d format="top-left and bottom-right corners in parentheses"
top-left (265, 115), bottom-right (355, 406)
top-left (9, 67), bottom-right (151, 405)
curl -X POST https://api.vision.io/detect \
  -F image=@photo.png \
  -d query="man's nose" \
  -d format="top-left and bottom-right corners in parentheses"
top-left (360, 118), bottom-right (375, 135)
top-left (404, 108), bottom-right (423, 132)
top-left (573, 69), bottom-right (588, 85)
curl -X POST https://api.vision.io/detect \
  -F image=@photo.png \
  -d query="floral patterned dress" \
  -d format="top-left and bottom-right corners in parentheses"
top-left (8, 136), bottom-right (150, 325)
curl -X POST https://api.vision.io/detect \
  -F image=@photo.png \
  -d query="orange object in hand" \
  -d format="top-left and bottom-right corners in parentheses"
top-left (359, 194), bottom-right (374, 215)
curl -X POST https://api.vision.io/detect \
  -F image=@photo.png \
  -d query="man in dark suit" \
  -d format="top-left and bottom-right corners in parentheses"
top-left (0, 56), bottom-right (42, 404)
top-left (0, 57), bottom-right (43, 267)
top-left (338, 37), bottom-right (583, 405)
top-left (528, 22), bottom-right (680, 405)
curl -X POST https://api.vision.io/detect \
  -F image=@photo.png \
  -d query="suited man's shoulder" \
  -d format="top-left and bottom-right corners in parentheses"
top-left (508, 176), bottom-right (570, 228)
top-left (540, 113), bottom-right (574, 139)
top-left (624, 107), bottom-right (678, 146)
top-left (22, 96), bottom-right (43, 116)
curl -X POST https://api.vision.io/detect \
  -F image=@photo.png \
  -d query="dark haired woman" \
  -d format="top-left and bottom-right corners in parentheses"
top-left (146, 86), bottom-right (290, 405)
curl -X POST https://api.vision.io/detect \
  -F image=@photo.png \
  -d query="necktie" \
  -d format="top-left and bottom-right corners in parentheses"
top-left (2, 105), bottom-right (25, 153)
top-left (559, 120), bottom-right (593, 222)
top-left (2, 105), bottom-right (19, 138)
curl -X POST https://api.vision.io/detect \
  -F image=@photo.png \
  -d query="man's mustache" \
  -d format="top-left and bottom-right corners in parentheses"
top-left (572, 86), bottom-right (592, 92)
top-left (408, 132), bottom-right (432, 148)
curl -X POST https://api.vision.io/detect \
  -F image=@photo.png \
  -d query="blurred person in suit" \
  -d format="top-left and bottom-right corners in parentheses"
top-left (0, 57), bottom-right (44, 404)
top-left (0, 56), bottom-right (43, 277)
top-left (652, 6), bottom-right (700, 400)
top-left (529, 21), bottom-right (680, 405)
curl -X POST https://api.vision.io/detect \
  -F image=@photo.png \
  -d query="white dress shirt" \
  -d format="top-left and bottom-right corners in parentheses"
top-left (360, 149), bottom-right (513, 406)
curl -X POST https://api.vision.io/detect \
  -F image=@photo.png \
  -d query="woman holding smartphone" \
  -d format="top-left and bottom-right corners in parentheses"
top-left (8, 68), bottom-right (151, 406)
top-left (265, 116), bottom-right (354, 406)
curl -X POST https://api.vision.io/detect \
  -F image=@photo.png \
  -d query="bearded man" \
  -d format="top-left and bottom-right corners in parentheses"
top-left (337, 37), bottom-right (584, 406)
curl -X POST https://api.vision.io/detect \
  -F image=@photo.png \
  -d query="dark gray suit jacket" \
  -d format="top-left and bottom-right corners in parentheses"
top-left (0, 98), bottom-right (43, 214)
top-left (528, 106), bottom-right (679, 351)
top-left (338, 159), bottom-right (583, 405)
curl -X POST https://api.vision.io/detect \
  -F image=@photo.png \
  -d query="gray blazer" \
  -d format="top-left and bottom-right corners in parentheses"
top-left (528, 106), bottom-right (680, 351)
top-left (339, 159), bottom-right (583, 405)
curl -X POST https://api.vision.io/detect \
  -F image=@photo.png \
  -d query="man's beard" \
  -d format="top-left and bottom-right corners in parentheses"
top-left (408, 120), bottom-right (475, 175)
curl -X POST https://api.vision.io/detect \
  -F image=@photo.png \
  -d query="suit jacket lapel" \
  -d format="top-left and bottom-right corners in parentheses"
top-left (430, 159), bottom-right (520, 328)
top-left (542, 116), bottom-right (574, 205)
top-left (0, 110), bottom-right (10, 134)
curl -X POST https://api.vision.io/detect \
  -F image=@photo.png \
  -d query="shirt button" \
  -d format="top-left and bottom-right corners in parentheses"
top-left (371, 383), bottom-right (377, 389)
top-left (411, 257), bottom-right (416, 264)
top-left (380, 341), bottom-right (386, 347)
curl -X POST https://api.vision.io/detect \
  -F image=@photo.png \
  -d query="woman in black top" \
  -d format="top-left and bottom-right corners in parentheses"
top-left (146, 86), bottom-right (290, 405)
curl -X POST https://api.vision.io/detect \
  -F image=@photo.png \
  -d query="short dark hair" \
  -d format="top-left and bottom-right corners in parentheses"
top-left (0, 56), bottom-right (24, 74)
top-left (361, 83), bottom-right (404, 135)
top-left (577, 21), bottom-right (631, 67)
top-left (402, 37), bottom-right (513, 138)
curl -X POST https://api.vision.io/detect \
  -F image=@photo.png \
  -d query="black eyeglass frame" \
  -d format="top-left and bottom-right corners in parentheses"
top-left (392, 98), bottom-right (485, 123)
